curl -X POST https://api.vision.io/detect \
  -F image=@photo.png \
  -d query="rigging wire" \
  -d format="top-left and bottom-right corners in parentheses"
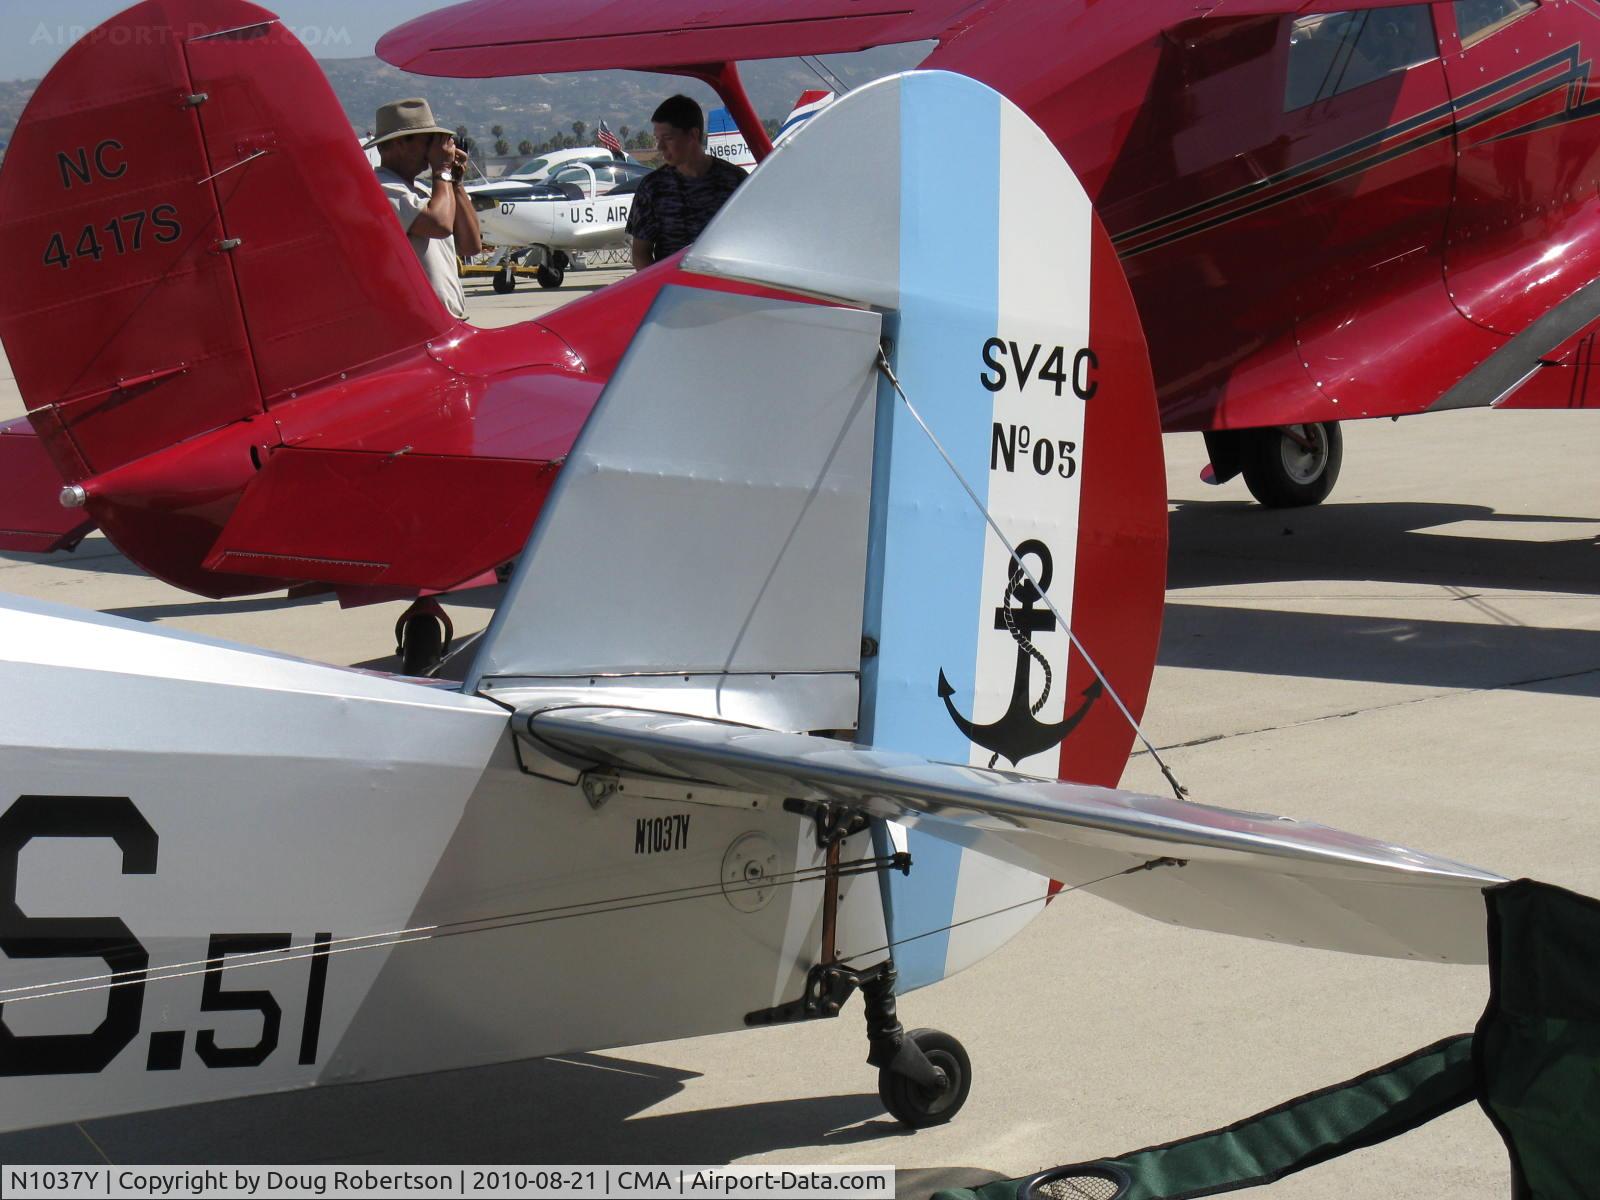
top-left (875, 348), bottom-right (1190, 801)
top-left (800, 55), bottom-right (849, 96)
top-left (2, 855), bottom-right (901, 1005)
top-left (837, 855), bottom-right (1186, 966)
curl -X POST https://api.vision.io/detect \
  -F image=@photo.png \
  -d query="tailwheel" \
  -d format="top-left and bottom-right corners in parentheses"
top-left (536, 263), bottom-right (565, 289)
top-left (878, 1028), bottom-right (972, 1128)
top-left (394, 598), bottom-right (455, 676)
top-left (1240, 421), bottom-right (1342, 508)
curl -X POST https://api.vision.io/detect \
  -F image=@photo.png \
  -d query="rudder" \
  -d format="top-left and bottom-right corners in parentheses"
top-left (0, 0), bottom-right (451, 480)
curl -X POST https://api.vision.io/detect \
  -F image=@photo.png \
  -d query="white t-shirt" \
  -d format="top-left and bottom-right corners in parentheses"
top-left (375, 166), bottom-right (468, 319)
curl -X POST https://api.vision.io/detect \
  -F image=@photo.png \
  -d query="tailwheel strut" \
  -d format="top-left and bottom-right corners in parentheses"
top-left (394, 597), bottom-right (455, 676)
top-left (744, 805), bottom-right (971, 1128)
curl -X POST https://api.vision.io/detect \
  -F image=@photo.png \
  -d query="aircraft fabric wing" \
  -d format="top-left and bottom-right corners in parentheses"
top-left (521, 706), bottom-right (1502, 964)
top-left (377, 0), bottom-right (978, 76)
top-left (378, 0), bottom-right (1425, 77)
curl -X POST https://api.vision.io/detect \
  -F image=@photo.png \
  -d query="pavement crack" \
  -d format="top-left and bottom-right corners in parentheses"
top-left (1133, 663), bottom-right (1600, 755)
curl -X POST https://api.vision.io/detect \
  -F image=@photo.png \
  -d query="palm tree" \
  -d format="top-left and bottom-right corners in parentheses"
top-left (518, 139), bottom-right (534, 156)
top-left (572, 120), bottom-right (587, 142)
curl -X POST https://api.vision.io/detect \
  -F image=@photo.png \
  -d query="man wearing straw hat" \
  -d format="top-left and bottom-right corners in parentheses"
top-left (367, 98), bottom-right (482, 319)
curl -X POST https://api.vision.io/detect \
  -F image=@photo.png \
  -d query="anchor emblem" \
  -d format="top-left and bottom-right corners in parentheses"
top-left (938, 538), bottom-right (1102, 768)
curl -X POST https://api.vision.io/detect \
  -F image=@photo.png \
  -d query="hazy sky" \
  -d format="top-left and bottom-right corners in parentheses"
top-left (0, 2), bottom-right (453, 81)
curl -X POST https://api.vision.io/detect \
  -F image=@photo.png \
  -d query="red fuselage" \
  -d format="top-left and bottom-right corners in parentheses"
top-left (926, 0), bottom-right (1600, 430)
top-left (4, 0), bottom-right (1596, 603)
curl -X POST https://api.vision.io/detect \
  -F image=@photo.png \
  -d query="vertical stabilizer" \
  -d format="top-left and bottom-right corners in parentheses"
top-left (480, 72), bottom-right (1167, 990)
top-left (0, 0), bottom-right (451, 479)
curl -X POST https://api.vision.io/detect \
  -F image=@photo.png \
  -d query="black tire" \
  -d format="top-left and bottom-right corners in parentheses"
top-left (399, 614), bottom-right (446, 676)
top-left (536, 264), bottom-right (565, 289)
top-left (878, 1028), bottom-right (972, 1128)
top-left (492, 268), bottom-right (516, 294)
top-left (1239, 421), bottom-right (1342, 508)
top-left (552, 250), bottom-right (572, 270)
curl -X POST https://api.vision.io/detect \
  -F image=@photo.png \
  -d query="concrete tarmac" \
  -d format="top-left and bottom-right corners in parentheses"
top-left (1, 268), bottom-right (1597, 1198)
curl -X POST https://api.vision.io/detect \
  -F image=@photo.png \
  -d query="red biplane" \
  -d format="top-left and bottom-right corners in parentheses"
top-left (0, 0), bottom-right (1593, 667)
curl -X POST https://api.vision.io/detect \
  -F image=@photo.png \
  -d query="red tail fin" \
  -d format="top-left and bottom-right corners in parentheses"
top-left (0, 0), bottom-right (451, 480)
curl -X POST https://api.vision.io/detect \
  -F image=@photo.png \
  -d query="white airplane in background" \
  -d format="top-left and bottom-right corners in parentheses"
top-left (467, 157), bottom-right (650, 289)
top-left (473, 92), bottom-right (839, 291)
top-left (502, 144), bottom-right (636, 181)
top-left (0, 3), bottom-right (1503, 1138)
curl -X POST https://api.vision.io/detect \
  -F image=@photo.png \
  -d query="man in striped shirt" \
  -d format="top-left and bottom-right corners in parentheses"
top-left (627, 95), bottom-right (746, 270)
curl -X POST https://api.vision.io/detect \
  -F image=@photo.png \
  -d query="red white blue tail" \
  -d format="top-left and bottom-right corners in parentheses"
top-left (479, 70), bottom-right (1170, 991)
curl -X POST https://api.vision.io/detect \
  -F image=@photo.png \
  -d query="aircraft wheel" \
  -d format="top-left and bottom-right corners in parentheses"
top-left (879, 1029), bottom-right (971, 1128)
top-left (552, 250), bottom-right (571, 270)
top-left (536, 264), bottom-right (565, 289)
top-left (1240, 421), bottom-right (1342, 507)
top-left (396, 607), bottom-right (453, 677)
top-left (492, 265), bottom-right (517, 294)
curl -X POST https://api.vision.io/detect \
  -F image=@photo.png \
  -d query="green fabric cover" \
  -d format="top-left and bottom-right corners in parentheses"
top-left (931, 1035), bottom-right (1474, 1200)
top-left (1475, 879), bottom-right (1600, 1199)
top-left (931, 879), bottom-right (1600, 1200)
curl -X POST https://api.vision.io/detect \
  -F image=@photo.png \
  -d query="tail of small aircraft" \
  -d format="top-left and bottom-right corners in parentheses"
top-left (0, 68), bottom-right (1503, 1137)
top-left (470, 70), bottom-right (1167, 991)
top-left (0, 0), bottom-right (450, 481)
top-left (706, 89), bottom-right (837, 171)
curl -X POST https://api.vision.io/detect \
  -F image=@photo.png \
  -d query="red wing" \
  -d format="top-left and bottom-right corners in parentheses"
top-left (1205, 0), bottom-right (1445, 14)
top-left (1486, 315), bottom-right (1600, 412)
top-left (377, 0), bottom-right (980, 75)
top-left (377, 0), bottom-right (1430, 76)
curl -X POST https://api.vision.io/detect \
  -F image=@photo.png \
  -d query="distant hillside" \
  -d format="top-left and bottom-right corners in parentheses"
top-left (0, 45), bottom-right (931, 154)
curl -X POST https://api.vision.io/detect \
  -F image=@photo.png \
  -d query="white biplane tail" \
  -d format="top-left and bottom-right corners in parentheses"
top-left (465, 71), bottom-right (1484, 982)
top-left (0, 69), bottom-right (1498, 1137)
top-left (706, 88), bottom-right (835, 171)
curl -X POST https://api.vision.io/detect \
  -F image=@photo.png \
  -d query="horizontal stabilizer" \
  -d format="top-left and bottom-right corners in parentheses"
top-left (0, 419), bottom-right (94, 552)
top-left (206, 447), bottom-right (559, 590)
top-left (521, 706), bottom-right (1502, 963)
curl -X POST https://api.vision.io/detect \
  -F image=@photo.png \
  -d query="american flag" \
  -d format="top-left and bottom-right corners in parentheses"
top-left (597, 120), bottom-right (623, 156)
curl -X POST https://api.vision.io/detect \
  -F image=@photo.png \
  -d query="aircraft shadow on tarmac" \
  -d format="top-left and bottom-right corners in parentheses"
top-left (1167, 500), bottom-right (1600, 595)
top-left (1162, 500), bottom-right (1600, 697)
top-left (465, 281), bottom-right (613, 298)
top-left (0, 541), bottom-right (144, 578)
top-left (0, 1052), bottom-right (915, 1167)
top-left (1160, 602), bottom-right (1600, 698)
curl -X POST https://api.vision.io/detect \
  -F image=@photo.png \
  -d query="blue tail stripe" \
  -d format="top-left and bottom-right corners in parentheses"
top-left (862, 74), bottom-right (1002, 990)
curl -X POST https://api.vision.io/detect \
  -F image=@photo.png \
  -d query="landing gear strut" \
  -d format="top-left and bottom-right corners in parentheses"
top-left (536, 250), bottom-right (570, 290)
top-left (748, 959), bottom-right (972, 1128)
top-left (746, 804), bottom-right (972, 1128)
top-left (394, 597), bottom-right (454, 676)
